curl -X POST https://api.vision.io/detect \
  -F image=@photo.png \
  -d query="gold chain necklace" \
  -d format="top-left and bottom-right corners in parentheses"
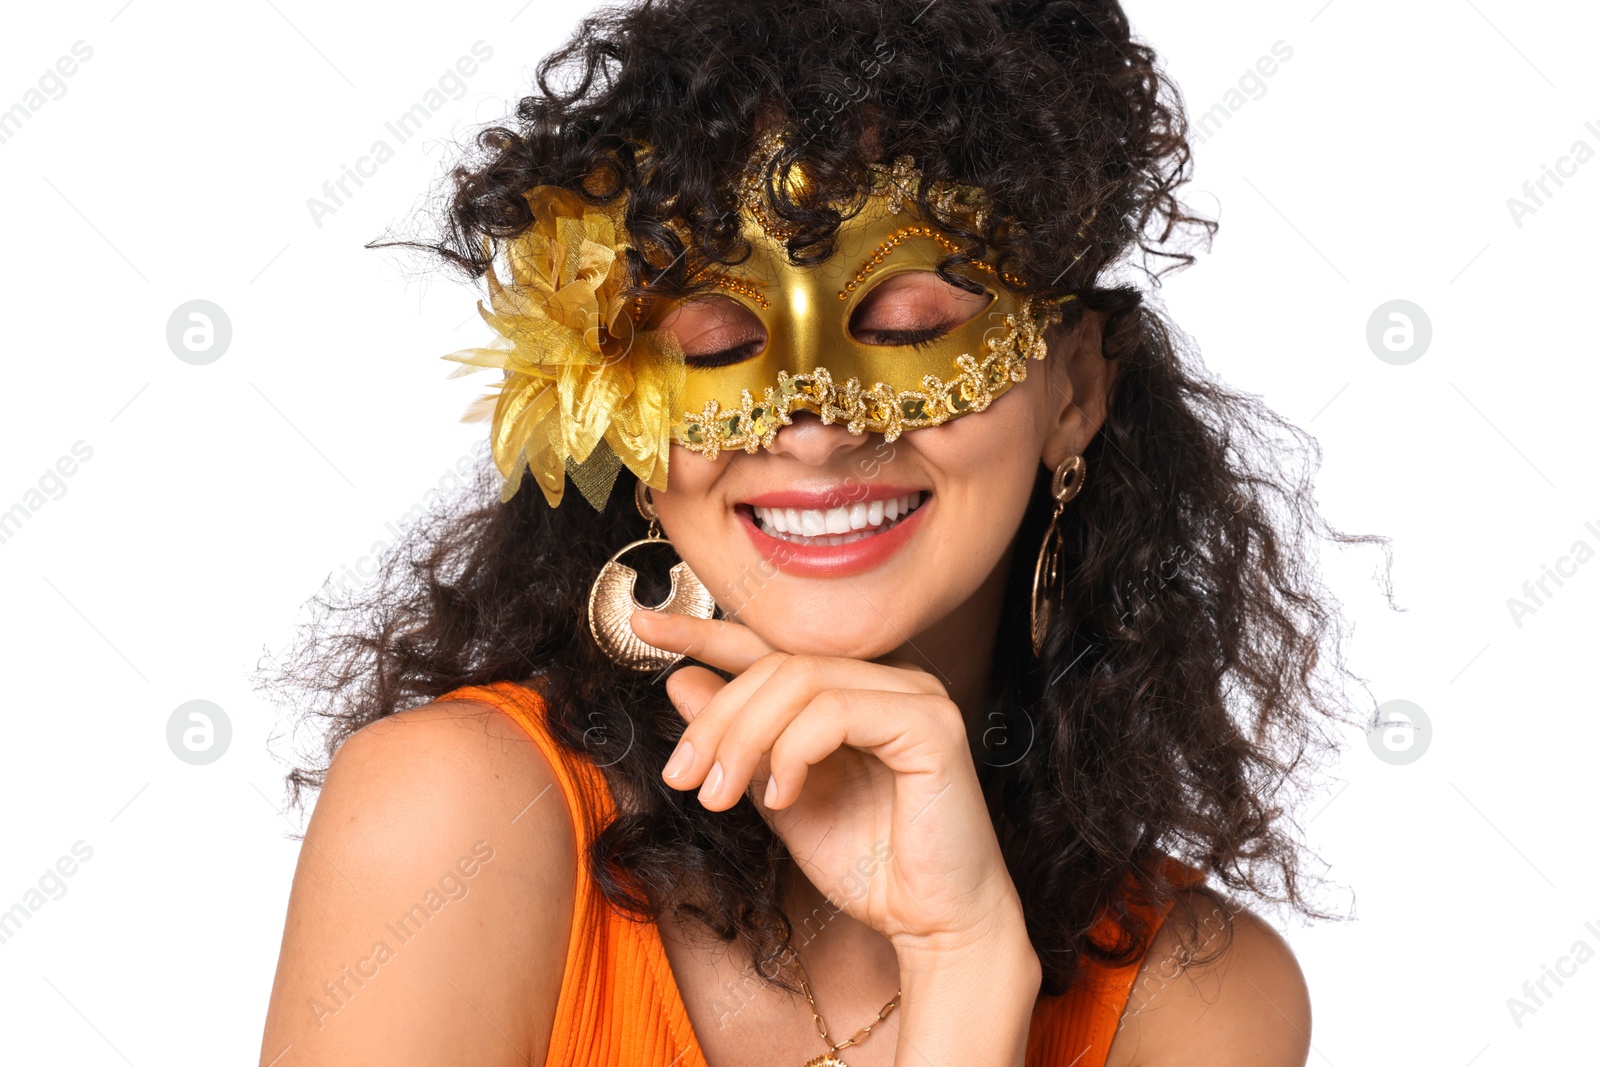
top-left (785, 932), bottom-right (901, 1067)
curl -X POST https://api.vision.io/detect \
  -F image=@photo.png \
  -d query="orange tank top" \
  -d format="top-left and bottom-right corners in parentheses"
top-left (437, 679), bottom-right (1193, 1067)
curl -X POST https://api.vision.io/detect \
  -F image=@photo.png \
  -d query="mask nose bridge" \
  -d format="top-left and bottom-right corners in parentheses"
top-left (763, 258), bottom-right (839, 379)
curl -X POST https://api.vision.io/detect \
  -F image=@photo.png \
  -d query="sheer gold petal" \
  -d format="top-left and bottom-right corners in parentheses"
top-left (442, 181), bottom-right (679, 509)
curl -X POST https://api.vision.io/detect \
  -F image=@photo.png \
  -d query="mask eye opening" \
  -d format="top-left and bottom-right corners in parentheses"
top-left (654, 292), bottom-right (770, 368)
top-left (846, 266), bottom-right (996, 348)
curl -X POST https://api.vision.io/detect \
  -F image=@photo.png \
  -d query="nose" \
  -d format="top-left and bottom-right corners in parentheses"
top-left (765, 410), bottom-right (870, 465)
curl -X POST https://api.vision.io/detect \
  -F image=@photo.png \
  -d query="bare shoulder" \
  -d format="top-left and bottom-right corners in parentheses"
top-left (1106, 888), bottom-right (1312, 1067)
top-left (259, 696), bottom-right (578, 1066)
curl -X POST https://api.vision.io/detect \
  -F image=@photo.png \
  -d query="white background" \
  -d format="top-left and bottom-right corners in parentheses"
top-left (1, 1), bottom-right (1595, 1063)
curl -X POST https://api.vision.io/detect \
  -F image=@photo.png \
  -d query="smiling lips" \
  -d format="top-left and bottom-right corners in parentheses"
top-left (750, 490), bottom-right (927, 545)
top-left (735, 486), bottom-right (931, 578)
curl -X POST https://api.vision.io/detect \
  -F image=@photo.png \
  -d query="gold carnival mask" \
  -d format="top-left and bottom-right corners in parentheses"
top-left (667, 135), bottom-right (1072, 461)
top-left (445, 129), bottom-right (1074, 507)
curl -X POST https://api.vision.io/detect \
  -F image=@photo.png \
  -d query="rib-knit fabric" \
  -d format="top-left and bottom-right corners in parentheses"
top-left (437, 679), bottom-right (1196, 1067)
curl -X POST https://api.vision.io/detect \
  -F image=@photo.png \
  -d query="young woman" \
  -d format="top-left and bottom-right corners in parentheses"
top-left (260, 2), bottom-right (1369, 1063)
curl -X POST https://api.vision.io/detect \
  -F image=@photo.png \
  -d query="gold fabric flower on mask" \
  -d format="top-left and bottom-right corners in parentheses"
top-left (443, 185), bottom-right (685, 509)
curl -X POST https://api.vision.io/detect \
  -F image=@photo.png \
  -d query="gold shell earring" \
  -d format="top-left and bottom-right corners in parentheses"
top-left (586, 480), bottom-right (717, 672)
top-left (1030, 453), bottom-right (1087, 657)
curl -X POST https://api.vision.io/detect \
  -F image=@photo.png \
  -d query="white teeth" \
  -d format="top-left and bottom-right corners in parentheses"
top-left (751, 491), bottom-right (925, 544)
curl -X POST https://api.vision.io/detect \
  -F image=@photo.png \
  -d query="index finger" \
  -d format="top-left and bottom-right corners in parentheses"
top-left (630, 609), bottom-right (778, 674)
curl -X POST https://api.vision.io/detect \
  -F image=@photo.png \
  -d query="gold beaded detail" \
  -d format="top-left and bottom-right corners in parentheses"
top-left (670, 294), bottom-right (1074, 459)
top-left (627, 277), bottom-right (769, 327)
top-left (837, 225), bottom-right (1027, 300)
top-left (708, 274), bottom-right (770, 309)
top-left (736, 131), bottom-right (804, 242)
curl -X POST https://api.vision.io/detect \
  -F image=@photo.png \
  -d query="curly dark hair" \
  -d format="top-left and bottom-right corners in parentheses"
top-left (262, 0), bottom-right (1389, 999)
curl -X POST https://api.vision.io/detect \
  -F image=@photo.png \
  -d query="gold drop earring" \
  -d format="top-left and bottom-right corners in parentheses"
top-left (1030, 453), bottom-right (1087, 657)
top-left (586, 480), bottom-right (716, 671)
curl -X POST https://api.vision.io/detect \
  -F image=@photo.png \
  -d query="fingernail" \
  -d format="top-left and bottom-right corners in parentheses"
top-left (634, 608), bottom-right (665, 620)
top-left (763, 776), bottom-right (779, 807)
top-left (663, 740), bottom-right (693, 779)
top-left (698, 761), bottom-right (724, 802)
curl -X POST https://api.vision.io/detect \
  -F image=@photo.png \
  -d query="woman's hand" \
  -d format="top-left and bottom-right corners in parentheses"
top-left (628, 609), bottom-right (1034, 963)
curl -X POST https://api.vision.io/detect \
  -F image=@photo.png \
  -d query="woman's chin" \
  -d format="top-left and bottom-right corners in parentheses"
top-left (723, 609), bottom-right (915, 662)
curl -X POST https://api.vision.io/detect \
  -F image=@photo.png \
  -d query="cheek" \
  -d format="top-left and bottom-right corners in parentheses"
top-left (647, 444), bottom-right (732, 566)
top-left (659, 442), bottom-right (725, 496)
top-left (913, 373), bottom-right (1052, 488)
top-left (899, 379), bottom-right (1049, 562)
